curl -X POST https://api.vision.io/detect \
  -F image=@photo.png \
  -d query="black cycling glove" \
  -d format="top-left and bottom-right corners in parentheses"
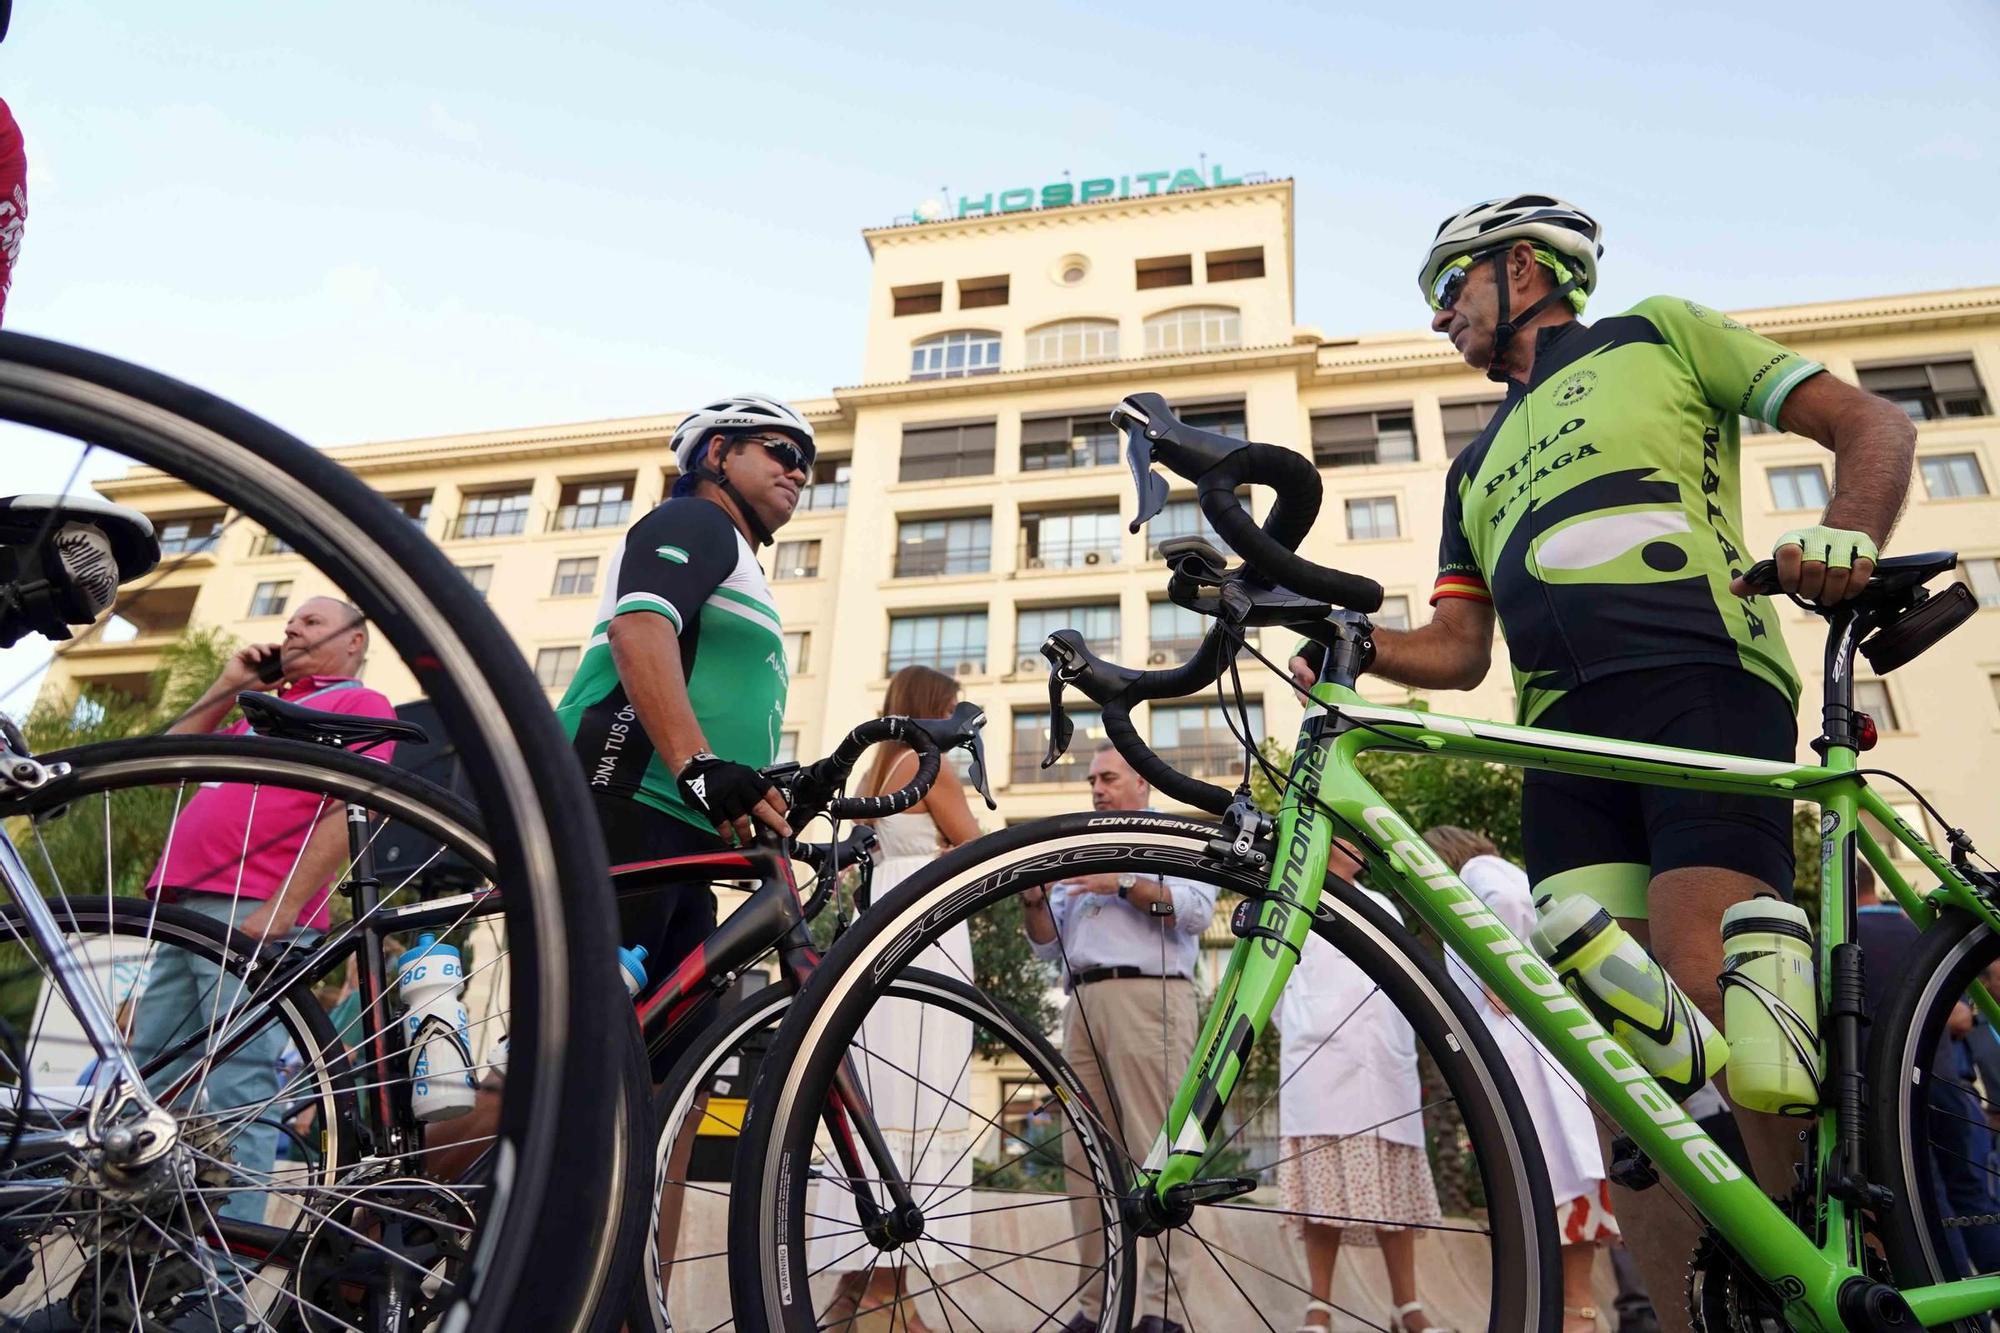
top-left (675, 752), bottom-right (775, 827)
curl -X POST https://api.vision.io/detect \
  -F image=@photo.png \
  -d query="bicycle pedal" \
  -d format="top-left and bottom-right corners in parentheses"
top-left (1608, 1133), bottom-right (1659, 1191)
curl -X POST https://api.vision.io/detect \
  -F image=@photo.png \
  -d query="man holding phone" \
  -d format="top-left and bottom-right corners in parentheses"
top-left (133, 594), bottom-right (394, 1226)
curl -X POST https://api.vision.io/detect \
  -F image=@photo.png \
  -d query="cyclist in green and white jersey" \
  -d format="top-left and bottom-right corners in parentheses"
top-left (557, 394), bottom-right (811, 1063)
top-left (1295, 196), bottom-right (1916, 1330)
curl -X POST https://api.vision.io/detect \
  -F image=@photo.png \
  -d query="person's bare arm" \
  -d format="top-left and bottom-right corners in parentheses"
top-left (916, 761), bottom-right (982, 848)
top-left (607, 614), bottom-right (788, 840)
top-left (169, 643), bottom-right (281, 735)
top-left (1728, 371), bottom-right (1916, 605)
top-left (1290, 596), bottom-right (1497, 693)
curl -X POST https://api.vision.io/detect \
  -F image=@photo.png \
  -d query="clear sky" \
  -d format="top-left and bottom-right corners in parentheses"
top-left (1, 0), bottom-right (1996, 700)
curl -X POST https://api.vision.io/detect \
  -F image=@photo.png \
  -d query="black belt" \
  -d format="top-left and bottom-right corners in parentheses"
top-left (1072, 966), bottom-right (1190, 987)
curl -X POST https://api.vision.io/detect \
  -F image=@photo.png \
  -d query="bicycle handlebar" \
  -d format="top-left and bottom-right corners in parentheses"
top-left (795, 825), bottom-right (879, 923)
top-left (779, 701), bottom-right (995, 826)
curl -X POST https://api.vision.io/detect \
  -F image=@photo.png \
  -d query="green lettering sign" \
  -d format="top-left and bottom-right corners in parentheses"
top-left (933, 164), bottom-right (1244, 219)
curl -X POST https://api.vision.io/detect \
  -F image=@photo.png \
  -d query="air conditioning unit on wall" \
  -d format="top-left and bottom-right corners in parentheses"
top-left (1083, 551), bottom-right (1102, 566)
top-left (1017, 656), bottom-right (1045, 675)
top-left (954, 660), bottom-right (981, 677)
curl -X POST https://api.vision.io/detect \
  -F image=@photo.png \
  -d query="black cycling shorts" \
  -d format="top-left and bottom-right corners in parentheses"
top-left (595, 790), bottom-right (723, 1079)
top-left (1520, 665), bottom-right (1798, 907)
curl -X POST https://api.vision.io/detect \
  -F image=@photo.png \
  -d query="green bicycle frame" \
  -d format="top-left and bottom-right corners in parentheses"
top-left (1144, 681), bottom-right (2000, 1331)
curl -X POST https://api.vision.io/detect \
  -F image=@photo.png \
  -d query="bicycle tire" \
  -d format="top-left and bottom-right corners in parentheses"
top-left (729, 812), bottom-right (1560, 1333)
top-left (1866, 906), bottom-right (2000, 1326)
top-left (0, 332), bottom-right (639, 1331)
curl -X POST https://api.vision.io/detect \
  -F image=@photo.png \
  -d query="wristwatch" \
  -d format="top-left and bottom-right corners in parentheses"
top-left (1115, 873), bottom-right (1138, 899)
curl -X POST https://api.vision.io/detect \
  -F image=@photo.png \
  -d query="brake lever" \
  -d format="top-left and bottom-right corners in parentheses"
top-left (1041, 663), bottom-right (1073, 769)
top-left (964, 728), bottom-right (997, 811)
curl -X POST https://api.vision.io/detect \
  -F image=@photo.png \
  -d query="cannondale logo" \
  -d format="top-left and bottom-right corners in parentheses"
top-left (1553, 369), bottom-right (1598, 406)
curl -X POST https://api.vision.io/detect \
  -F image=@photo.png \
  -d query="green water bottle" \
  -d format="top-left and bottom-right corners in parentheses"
top-left (1718, 898), bottom-right (1820, 1114)
top-left (1531, 893), bottom-right (1729, 1100)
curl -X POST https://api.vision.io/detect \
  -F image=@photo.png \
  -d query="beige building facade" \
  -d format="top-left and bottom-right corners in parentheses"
top-left (55, 179), bottom-right (2000, 869)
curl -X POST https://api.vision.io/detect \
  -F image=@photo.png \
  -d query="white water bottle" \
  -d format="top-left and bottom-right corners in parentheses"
top-left (618, 945), bottom-right (649, 998)
top-left (397, 933), bottom-right (477, 1122)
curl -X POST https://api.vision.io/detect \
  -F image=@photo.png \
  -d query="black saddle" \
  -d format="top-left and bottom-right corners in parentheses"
top-left (237, 692), bottom-right (430, 750)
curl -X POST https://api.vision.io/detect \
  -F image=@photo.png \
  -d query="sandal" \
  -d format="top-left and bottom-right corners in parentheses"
top-left (1296, 1297), bottom-right (1337, 1331)
top-left (1563, 1306), bottom-right (1602, 1333)
top-left (817, 1273), bottom-right (866, 1332)
top-left (1392, 1301), bottom-right (1455, 1333)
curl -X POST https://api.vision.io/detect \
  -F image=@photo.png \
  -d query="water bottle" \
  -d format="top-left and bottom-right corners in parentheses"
top-left (1719, 898), bottom-right (1820, 1114)
top-left (618, 945), bottom-right (649, 999)
top-left (396, 933), bottom-right (477, 1122)
top-left (1531, 893), bottom-right (1729, 1100)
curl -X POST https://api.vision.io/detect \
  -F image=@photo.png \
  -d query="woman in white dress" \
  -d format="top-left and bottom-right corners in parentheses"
top-left (814, 666), bottom-right (984, 1333)
top-left (1278, 852), bottom-right (1452, 1333)
top-left (1425, 826), bottom-right (1616, 1333)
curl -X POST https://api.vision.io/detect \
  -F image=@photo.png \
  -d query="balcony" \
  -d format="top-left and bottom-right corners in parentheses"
top-left (1009, 642), bottom-right (1115, 676)
top-left (1011, 750), bottom-right (1091, 785)
top-left (894, 546), bottom-right (991, 579)
top-left (1018, 537), bottom-right (1120, 572)
top-left (1155, 742), bottom-right (1247, 777)
top-left (249, 533), bottom-right (296, 557)
top-left (884, 651), bottom-right (987, 678)
top-left (548, 500), bottom-right (632, 533)
top-left (797, 480), bottom-right (849, 512)
top-left (446, 509), bottom-right (531, 541)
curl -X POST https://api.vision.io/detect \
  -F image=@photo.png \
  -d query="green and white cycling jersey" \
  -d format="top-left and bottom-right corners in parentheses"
top-left (1433, 296), bottom-right (1822, 725)
top-left (556, 496), bottom-right (788, 832)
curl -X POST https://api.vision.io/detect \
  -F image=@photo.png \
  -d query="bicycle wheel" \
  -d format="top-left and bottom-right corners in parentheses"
top-left (0, 330), bottom-right (638, 1331)
top-left (730, 812), bottom-right (1559, 1333)
top-left (634, 968), bottom-right (1099, 1333)
top-left (1867, 907), bottom-right (2000, 1325)
top-left (0, 732), bottom-right (650, 1331)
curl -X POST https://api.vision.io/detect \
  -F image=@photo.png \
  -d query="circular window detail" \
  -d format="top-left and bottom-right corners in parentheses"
top-left (1052, 253), bottom-right (1090, 286)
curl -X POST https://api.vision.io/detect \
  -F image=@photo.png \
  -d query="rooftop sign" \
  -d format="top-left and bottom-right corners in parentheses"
top-left (911, 165), bottom-right (1251, 223)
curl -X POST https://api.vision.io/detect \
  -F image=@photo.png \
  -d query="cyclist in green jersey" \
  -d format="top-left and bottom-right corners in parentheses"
top-left (557, 393), bottom-right (812, 1067)
top-left (1296, 195), bottom-right (1916, 1328)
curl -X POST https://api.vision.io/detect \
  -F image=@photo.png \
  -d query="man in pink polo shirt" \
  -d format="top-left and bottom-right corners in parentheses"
top-left (131, 594), bottom-right (396, 1223)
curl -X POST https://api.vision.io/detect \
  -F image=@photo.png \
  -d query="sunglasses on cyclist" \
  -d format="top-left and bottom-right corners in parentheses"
top-left (740, 435), bottom-right (813, 476)
top-left (1428, 246), bottom-right (1505, 312)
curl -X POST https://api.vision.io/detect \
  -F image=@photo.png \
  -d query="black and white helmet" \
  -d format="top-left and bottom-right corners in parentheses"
top-left (669, 394), bottom-right (815, 476)
top-left (1418, 194), bottom-right (1604, 304)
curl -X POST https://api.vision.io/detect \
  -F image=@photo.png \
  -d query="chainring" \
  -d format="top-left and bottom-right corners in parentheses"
top-left (1687, 1233), bottom-right (1789, 1333)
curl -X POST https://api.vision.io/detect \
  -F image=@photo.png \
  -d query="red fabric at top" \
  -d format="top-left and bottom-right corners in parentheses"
top-left (0, 98), bottom-right (24, 325)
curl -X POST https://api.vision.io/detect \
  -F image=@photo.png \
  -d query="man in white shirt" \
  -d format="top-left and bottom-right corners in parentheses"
top-left (1021, 743), bottom-right (1218, 1333)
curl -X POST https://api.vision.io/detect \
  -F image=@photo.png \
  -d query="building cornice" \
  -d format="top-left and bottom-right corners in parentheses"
top-left (831, 341), bottom-right (1320, 408)
top-left (862, 180), bottom-right (1294, 254)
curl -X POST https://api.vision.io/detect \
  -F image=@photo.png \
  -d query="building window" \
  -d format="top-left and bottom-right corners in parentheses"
top-left (250, 532), bottom-right (295, 556)
top-left (1854, 679), bottom-right (1900, 731)
top-left (799, 456), bottom-right (851, 510)
top-left (1919, 452), bottom-right (1989, 499)
top-left (1345, 497), bottom-right (1401, 541)
top-left (892, 282), bottom-right (942, 317)
top-left (248, 581), bottom-right (291, 618)
top-left (1146, 497), bottom-right (1241, 559)
top-left (1021, 509), bottom-right (1122, 570)
top-left (896, 515), bottom-right (992, 577)
top-left (1013, 706), bottom-right (1104, 784)
top-left (776, 731), bottom-right (799, 764)
top-left (958, 274), bottom-right (1009, 309)
top-left (771, 539), bottom-right (821, 580)
top-left (887, 612), bottom-right (988, 676)
top-left (157, 512), bottom-right (225, 556)
top-left (554, 478), bottom-right (633, 532)
top-left (551, 556), bottom-right (598, 597)
top-left (390, 493), bottom-right (433, 525)
top-left (1023, 319), bottom-right (1119, 368)
top-left (1768, 464), bottom-right (1830, 511)
top-left (1149, 600), bottom-right (1208, 661)
top-left (450, 488), bottom-right (532, 539)
top-left (1021, 413), bottom-right (1121, 470)
top-left (1205, 246), bottom-right (1265, 282)
top-left (1135, 254), bottom-right (1193, 290)
top-left (899, 420), bottom-right (997, 482)
top-left (1441, 398), bottom-right (1503, 459)
top-left (1375, 595), bottom-right (1412, 630)
top-left (458, 564), bottom-right (494, 597)
top-left (783, 631), bottom-right (810, 676)
top-left (1014, 604), bottom-right (1119, 672)
top-left (1962, 558), bottom-right (2000, 608)
top-left (535, 646), bottom-right (581, 690)
top-left (1178, 401), bottom-right (1248, 439)
top-left (911, 330), bottom-right (1002, 381)
top-left (1311, 408), bottom-right (1417, 467)
top-left (1858, 357), bottom-right (1990, 422)
top-left (1152, 701), bottom-right (1264, 776)
top-left (1144, 305), bottom-right (1241, 356)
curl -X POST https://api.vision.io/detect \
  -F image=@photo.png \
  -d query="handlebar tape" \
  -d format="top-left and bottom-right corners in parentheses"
top-left (1099, 702), bottom-right (1232, 817)
top-left (1197, 443), bottom-right (1384, 613)
top-left (797, 716), bottom-right (944, 822)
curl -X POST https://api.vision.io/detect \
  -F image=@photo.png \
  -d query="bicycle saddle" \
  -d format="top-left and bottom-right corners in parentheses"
top-left (0, 494), bottom-right (161, 647)
top-left (237, 692), bottom-right (431, 750)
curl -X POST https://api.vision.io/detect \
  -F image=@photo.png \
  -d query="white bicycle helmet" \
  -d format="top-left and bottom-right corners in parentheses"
top-left (669, 394), bottom-right (816, 476)
top-left (1418, 194), bottom-right (1604, 306)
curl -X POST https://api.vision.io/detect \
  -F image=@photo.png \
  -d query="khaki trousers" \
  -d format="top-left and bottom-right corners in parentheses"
top-left (1060, 974), bottom-right (1200, 1325)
